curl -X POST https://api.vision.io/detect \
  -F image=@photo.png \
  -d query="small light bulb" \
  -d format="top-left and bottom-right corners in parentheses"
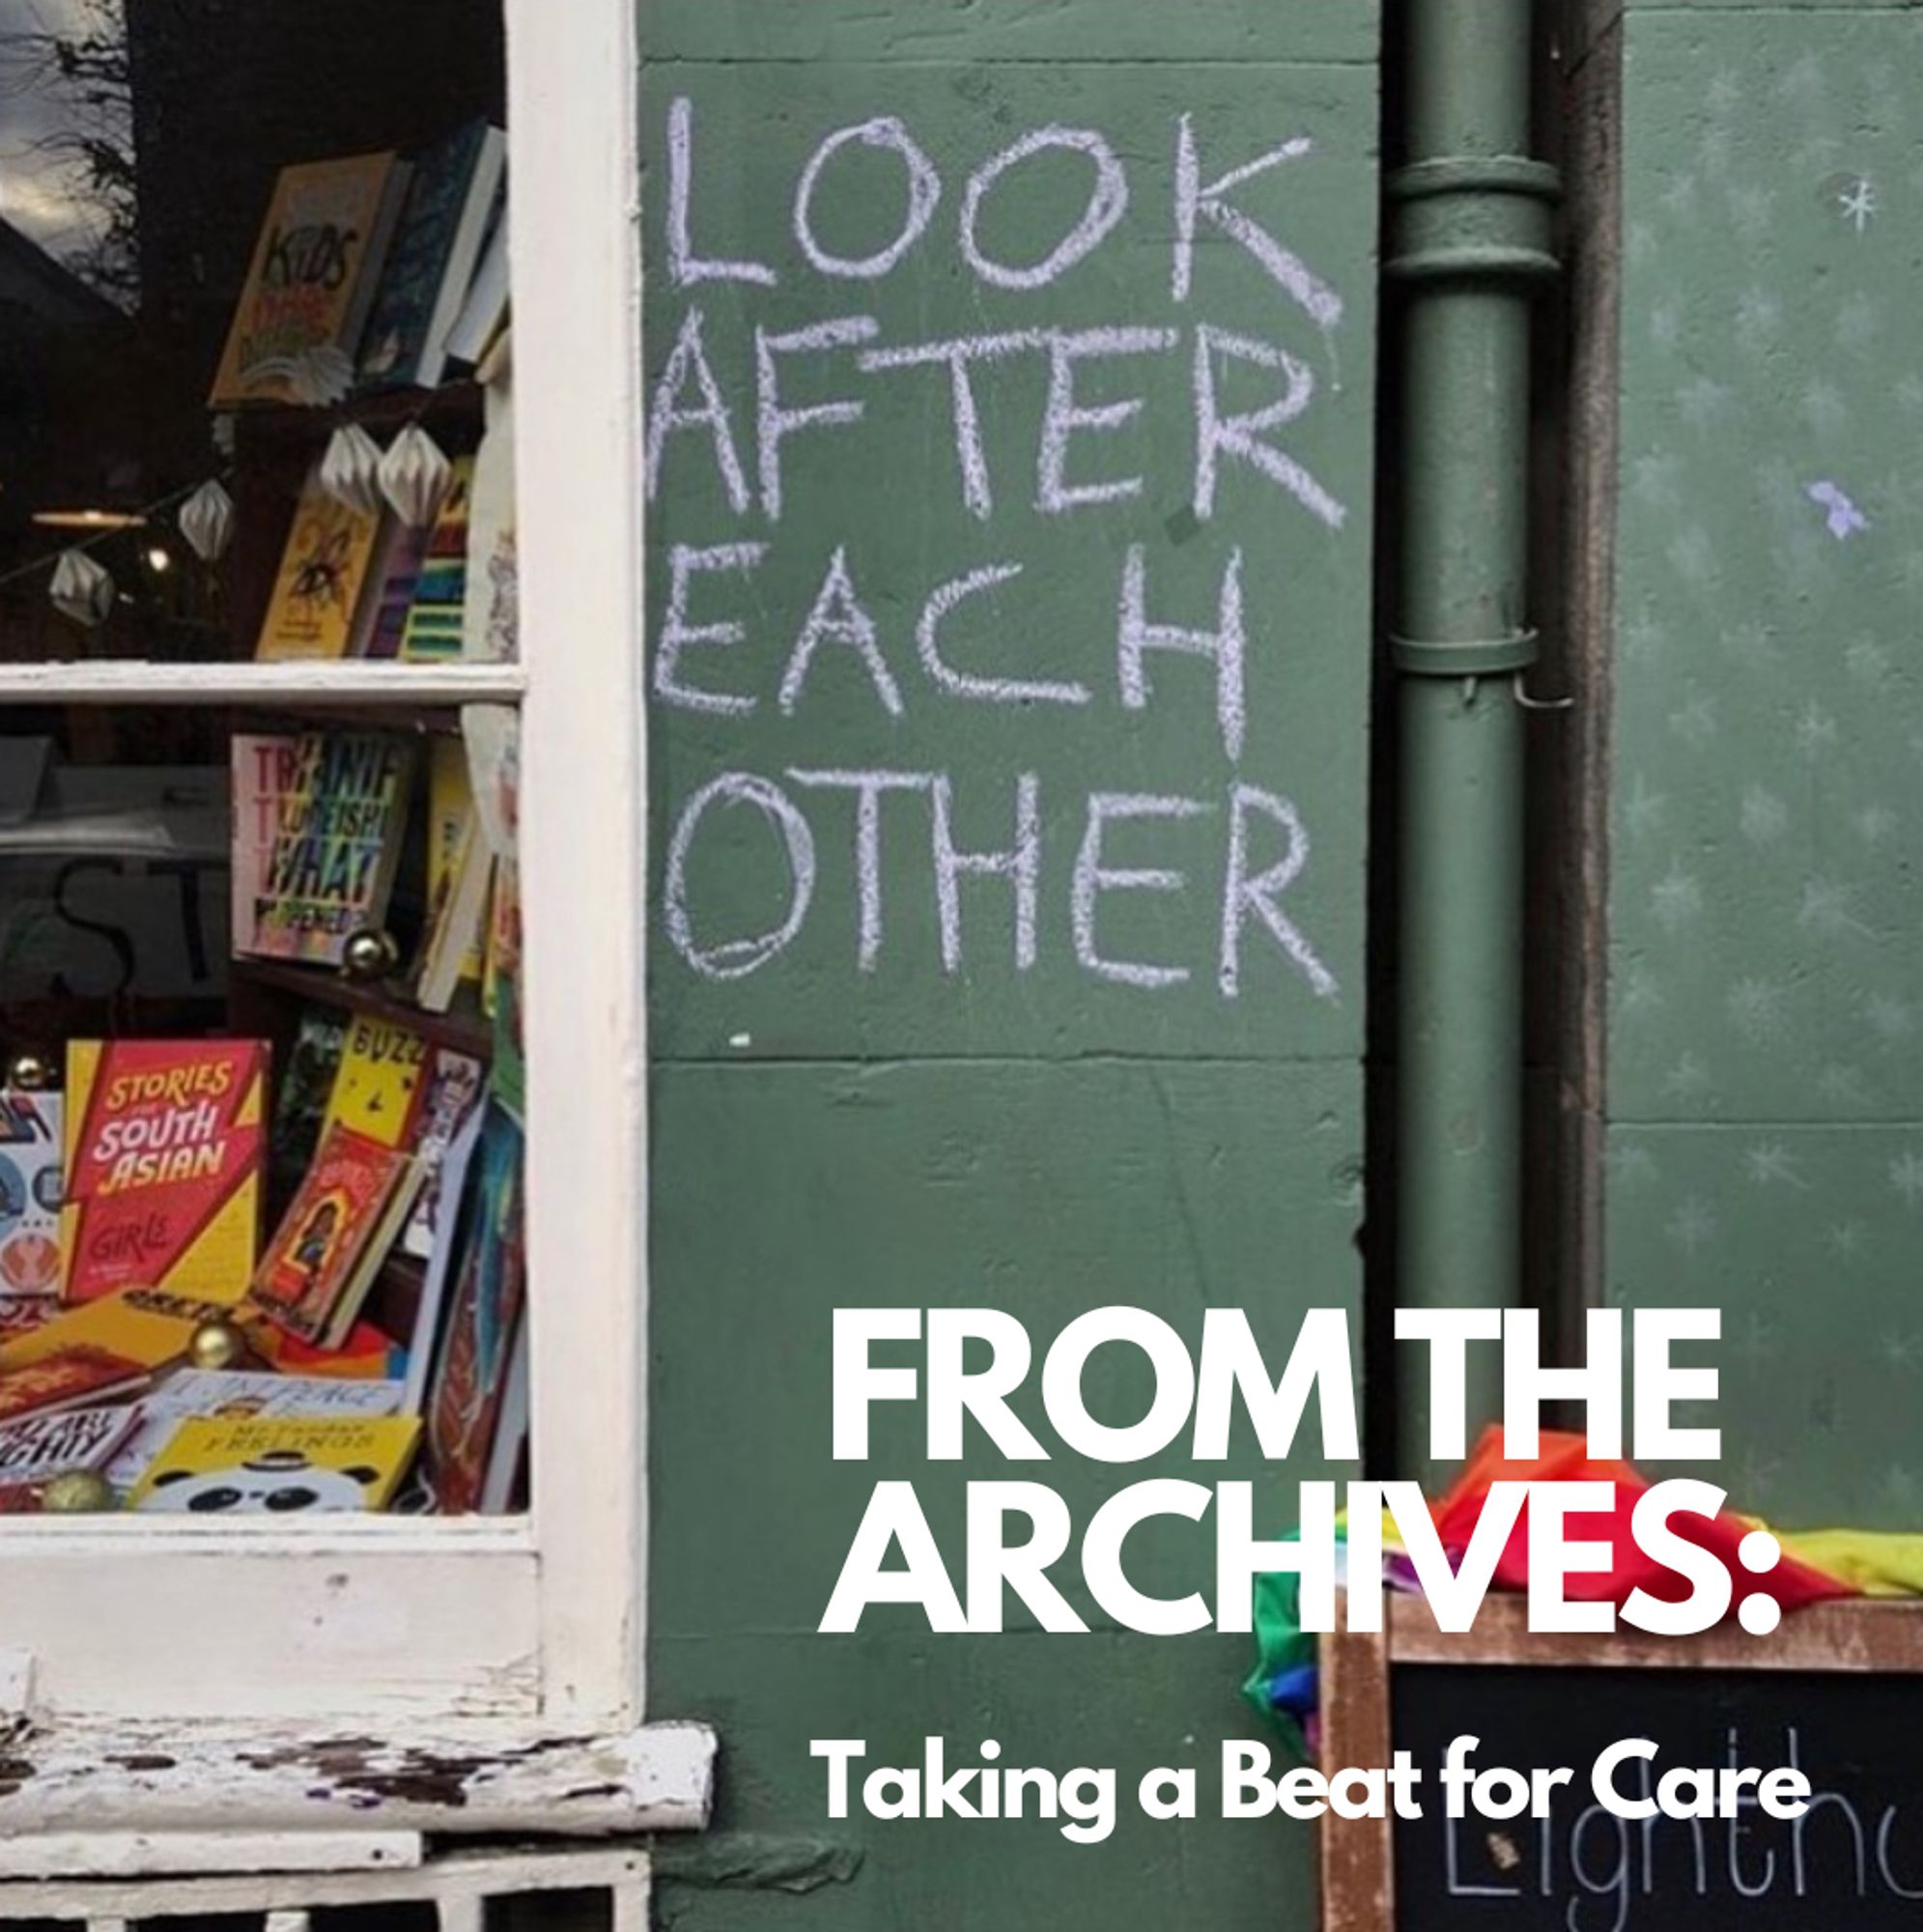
top-left (145, 545), bottom-right (172, 573)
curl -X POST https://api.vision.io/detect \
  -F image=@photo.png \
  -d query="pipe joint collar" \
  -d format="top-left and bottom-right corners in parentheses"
top-left (1391, 628), bottom-right (1541, 676)
top-left (1386, 156), bottom-right (1561, 287)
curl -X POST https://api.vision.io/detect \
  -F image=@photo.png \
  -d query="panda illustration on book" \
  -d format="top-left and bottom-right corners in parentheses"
top-left (143, 1447), bottom-right (383, 1514)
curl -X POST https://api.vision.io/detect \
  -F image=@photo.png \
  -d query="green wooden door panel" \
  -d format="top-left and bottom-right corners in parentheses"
top-left (1610, 14), bottom-right (1923, 1125)
top-left (644, 61), bottom-right (1376, 1062)
top-left (646, 0), bottom-right (1377, 66)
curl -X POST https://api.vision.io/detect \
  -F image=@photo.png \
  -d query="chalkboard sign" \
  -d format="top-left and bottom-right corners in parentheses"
top-left (1322, 1598), bottom-right (1923, 1932)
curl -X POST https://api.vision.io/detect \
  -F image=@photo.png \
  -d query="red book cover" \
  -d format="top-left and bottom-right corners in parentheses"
top-left (60, 1041), bottom-right (268, 1306)
top-left (247, 1122), bottom-right (415, 1348)
top-left (0, 1345), bottom-right (147, 1424)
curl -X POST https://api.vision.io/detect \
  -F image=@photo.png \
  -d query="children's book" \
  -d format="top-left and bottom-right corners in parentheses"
top-left (130, 1413), bottom-right (421, 1514)
top-left (399, 1048), bottom-right (484, 1264)
top-left (0, 1088), bottom-right (63, 1300)
top-left (416, 735), bottom-right (488, 1002)
top-left (0, 1345), bottom-right (148, 1424)
top-left (104, 1370), bottom-right (405, 1492)
top-left (0, 1286), bottom-right (246, 1378)
top-left (230, 733), bottom-right (303, 953)
top-left (246, 1123), bottom-right (421, 1350)
top-left (60, 1040), bottom-right (268, 1305)
top-left (478, 1318), bottom-right (528, 1514)
top-left (358, 121), bottom-right (507, 392)
top-left (210, 153), bottom-right (411, 408)
top-left (255, 469), bottom-right (387, 662)
top-left (255, 1315), bottom-right (403, 1382)
top-left (269, 1010), bottom-right (347, 1204)
top-left (443, 204), bottom-right (510, 372)
top-left (357, 518), bottom-right (434, 661)
top-left (421, 1102), bottom-right (524, 1511)
top-left (400, 1102), bottom-right (482, 1412)
top-left (397, 455), bottom-right (475, 661)
top-left (322, 1014), bottom-right (429, 1151)
top-left (0, 1403), bottom-right (141, 1489)
top-left (242, 732), bottom-right (414, 968)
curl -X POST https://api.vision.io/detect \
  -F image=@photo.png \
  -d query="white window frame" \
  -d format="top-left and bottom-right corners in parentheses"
top-left (0, 0), bottom-right (666, 1777)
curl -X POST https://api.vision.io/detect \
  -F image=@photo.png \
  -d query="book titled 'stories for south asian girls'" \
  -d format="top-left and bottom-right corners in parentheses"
top-left (209, 152), bottom-right (411, 408)
top-left (240, 731), bottom-right (415, 969)
top-left (58, 1040), bottom-right (269, 1306)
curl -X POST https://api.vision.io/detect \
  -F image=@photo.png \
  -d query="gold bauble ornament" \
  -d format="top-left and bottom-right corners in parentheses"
top-left (5, 1053), bottom-right (53, 1092)
top-left (42, 1471), bottom-right (116, 1515)
top-left (187, 1318), bottom-right (247, 1372)
top-left (340, 928), bottom-right (400, 981)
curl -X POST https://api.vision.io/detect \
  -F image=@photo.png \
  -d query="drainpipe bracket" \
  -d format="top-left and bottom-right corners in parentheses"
top-left (1391, 628), bottom-right (1540, 677)
top-left (1386, 156), bottom-right (1561, 287)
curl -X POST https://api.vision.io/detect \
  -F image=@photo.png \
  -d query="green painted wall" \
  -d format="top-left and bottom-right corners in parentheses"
top-left (640, 1), bottom-right (1378, 1922)
top-left (1605, 11), bottom-right (1923, 1523)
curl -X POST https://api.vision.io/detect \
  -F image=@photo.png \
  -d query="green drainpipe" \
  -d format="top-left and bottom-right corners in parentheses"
top-left (1387, 0), bottom-right (1558, 1491)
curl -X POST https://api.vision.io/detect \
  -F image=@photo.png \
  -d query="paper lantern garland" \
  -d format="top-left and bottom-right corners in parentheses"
top-left (378, 424), bottom-right (455, 528)
top-left (318, 423), bottom-right (386, 518)
top-left (177, 478), bottom-right (236, 563)
top-left (48, 549), bottom-right (115, 626)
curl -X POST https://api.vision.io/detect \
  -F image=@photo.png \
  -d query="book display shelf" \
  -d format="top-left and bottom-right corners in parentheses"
top-left (0, 3), bottom-right (529, 1521)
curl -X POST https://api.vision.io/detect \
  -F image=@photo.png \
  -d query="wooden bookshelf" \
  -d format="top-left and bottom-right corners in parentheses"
top-left (228, 956), bottom-right (494, 1061)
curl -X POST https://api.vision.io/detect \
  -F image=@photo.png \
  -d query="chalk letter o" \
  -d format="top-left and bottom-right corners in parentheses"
top-left (794, 118), bottom-right (943, 280)
top-left (960, 127), bottom-right (1129, 292)
top-left (665, 773), bottom-right (816, 980)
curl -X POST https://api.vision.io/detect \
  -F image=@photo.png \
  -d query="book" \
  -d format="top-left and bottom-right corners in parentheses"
top-left (255, 1315), bottom-right (403, 1382)
top-left (0, 1286), bottom-right (249, 1380)
top-left (421, 1102), bottom-right (524, 1512)
top-left (209, 152), bottom-right (411, 408)
top-left (478, 1318), bottom-right (529, 1514)
top-left (241, 732), bottom-right (414, 968)
top-left (400, 1101), bottom-right (481, 1411)
top-left (60, 1040), bottom-right (268, 1305)
top-left (443, 203), bottom-right (510, 371)
top-left (323, 1014), bottom-right (429, 1151)
top-left (0, 1089), bottom-right (63, 1299)
top-left (358, 121), bottom-right (507, 392)
top-left (399, 1047), bottom-right (485, 1264)
top-left (130, 1413), bottom-right (422, 1515)
top-left (255, 469), bottom-right (388, 662)
top-left (397, 455), bottom-right (475, 661)
top-left (246, 1122), bottom-right (422, 1350)
top-left (0, 1403), bottom-right (141, 1490)
top-left (419, 735), bottom-right (487, 994)
top-left (104, 1369), bottom-right (405, 1492)
top-left (269, 1010), bottom-right (348, 1204)
top-left (0, 1345), bottom-right (148, 1424)
top-left (357, 518), bottom-right (434, 661)
top-left (230, 734), bottom-right (302, 953)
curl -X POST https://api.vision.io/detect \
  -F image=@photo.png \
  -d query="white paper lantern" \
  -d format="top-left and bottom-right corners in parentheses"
top-left (286, 345), bottom-right (355, 408)
top-left (177, 479), bottom-right (236, 563)
top-left (49, 549), bottom-right (115, 626)
top-left (378, 424), bottom-right (454, 528)
top-left (318, 425), bottom-right (384, 518)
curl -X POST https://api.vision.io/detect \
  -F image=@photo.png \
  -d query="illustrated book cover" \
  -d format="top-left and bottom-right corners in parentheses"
top-left (130, 1413), bottom-right (422, 1514)
top-left (358, 120), bottom-right (507, 391)
top-left (255, 469), bottom-right (387, 662)
top-left (246, 1123), bottom-right (421, 1350)
top-left (240, 731), bottom-right (414, 969)
top-left (209, 152), bottom-right (410, 408)
top-left (59, 1040), bottom-right (268, 1305)
top-left (0, 1088), bottom-right (63, 1301)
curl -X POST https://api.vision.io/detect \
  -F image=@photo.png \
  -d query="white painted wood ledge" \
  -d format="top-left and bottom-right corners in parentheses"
top-left (0, 661), bottom-right (527, 705)
top-left (0, 1718), bottom-right (714, 1836)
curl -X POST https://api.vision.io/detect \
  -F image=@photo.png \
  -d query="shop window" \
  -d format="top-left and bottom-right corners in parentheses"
top-left (0, 0), bottom-right (649, 1737)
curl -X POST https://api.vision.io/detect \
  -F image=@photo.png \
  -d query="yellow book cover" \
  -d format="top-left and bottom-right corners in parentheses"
top-left (60, 1040), bottom-right (266, 1305)
top-left (209, 153), bottom-right (408, 409)
top-left (0, 1285), bottom-right (249, 1377)
top-left (426, 736), bottom-right (485, 986)
top-left (256, 470), bottom-right (384, 662)
top-left (130, 1413), bottom-right (422, 1514)
top-left (323, 1015), bottom-right (428, 1150)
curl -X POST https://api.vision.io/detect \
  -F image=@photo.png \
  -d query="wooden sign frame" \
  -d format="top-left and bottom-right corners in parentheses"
top-left (1318, 1594), bottom-right (1923, 1932)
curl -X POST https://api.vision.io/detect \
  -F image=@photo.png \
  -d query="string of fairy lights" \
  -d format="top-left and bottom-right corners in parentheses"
top-left (2, 420), bottom-right (460, 624)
